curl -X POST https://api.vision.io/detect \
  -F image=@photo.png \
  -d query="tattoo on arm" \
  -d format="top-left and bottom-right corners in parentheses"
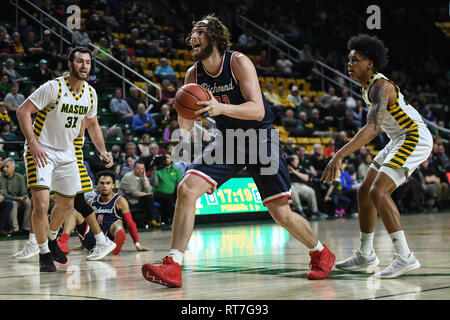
top-left (366, 84), bottom-right (389, 130)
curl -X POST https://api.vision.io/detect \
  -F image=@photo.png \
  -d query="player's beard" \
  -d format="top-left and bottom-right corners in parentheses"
top-left (194, 43), bottom-right (214, 61)
top-left (72, 67), bottom-right (90, 81)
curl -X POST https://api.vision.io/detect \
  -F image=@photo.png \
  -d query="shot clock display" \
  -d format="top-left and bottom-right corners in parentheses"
top-left (195, 177), bottom-right (269, 215)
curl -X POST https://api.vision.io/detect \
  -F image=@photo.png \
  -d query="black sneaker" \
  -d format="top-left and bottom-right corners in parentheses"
top-left (311, 210), bottom-right (328, 220)
top-left (39, 253), bottom-right (56, 272)
top-left (48, 238), bottom-right (68, 264)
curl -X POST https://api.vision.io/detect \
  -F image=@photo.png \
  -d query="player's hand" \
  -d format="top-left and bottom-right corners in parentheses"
top-left (321, 155), bottom-right (342, 184)
top-left (136, 245), bottom-right (152, 252)
top-left (195, 90), bottom-right (224, 118)
top-left (100, 151), bottom-right (113, 168)
top-left (29, 140), bottom-right (48, 168)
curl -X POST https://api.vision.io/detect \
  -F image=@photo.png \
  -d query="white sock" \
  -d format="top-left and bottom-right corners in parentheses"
top-left (309, 240), bottom-right (324, 252)
top-left (359, 232), bottom-right (374, 255)
top-left (169, 248), bottom-right (184, 265)
top-left (95, 232), bottom-right (107, 245)
top-left (48, 229), bottom-right (58, 241)
top-left (389, 230), bottom-right (411, 258)
top-left (39, 240), bottom-right (50, 254)
top-left (29, 233), bottom-right (37, 244)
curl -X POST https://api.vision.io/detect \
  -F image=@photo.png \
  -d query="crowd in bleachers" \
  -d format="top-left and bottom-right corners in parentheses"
top-left (0, 0), bottom-right (449, 236)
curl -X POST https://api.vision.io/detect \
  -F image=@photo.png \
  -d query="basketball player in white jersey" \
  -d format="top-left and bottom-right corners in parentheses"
top-left (16, 47), bottom-right (115, 272)
top-left (322, 34), bottom-right (433, 278)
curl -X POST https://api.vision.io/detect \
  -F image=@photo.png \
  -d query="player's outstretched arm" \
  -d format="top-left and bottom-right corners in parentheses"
top-left (117, 197), bottom-right (151, 251)
top-left (321, 81), bottom-right (395, 183)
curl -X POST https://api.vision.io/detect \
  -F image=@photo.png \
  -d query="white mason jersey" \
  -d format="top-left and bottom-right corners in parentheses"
top-left (361, 72), bottom-right (426, 140)
top-left (27, 75), bottom-right (97, 150)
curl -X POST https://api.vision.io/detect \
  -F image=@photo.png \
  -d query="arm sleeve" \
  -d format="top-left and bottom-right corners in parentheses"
top-left (122, 211), bottom-right (139, 244)
top-left (28, 80), bottom-right (59, 110)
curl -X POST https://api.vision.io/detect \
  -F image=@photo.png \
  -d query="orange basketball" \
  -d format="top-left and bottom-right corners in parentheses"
top-left (174, 83), bottom-right (211, 119)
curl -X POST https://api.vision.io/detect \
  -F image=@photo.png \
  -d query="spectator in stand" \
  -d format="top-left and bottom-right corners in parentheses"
top-left (138, 134), bottom-right (152, 158)
top-left (420, 104), bottom-right (435, 122)
top-left (124, 142), bottom-right (140, 164)
top-left (299, 111), bottom-right (317, 137)
top-left (288, 154), bottom-right (327, 219)
top-left (263, 82), bottom-right (282, 106)
top-left (275, 52), bottom-right (293, 74)
top-left (0, 75), bottom-right (11, 99)
top-left (358, 152), bottom-right (373, 182)
top-left (341, 89), bottom-right (356, 109)
top-left (111, 38), bottom-right (124, 61)
top-left (126, 55), bottom-right (145, 82)
top-left (128, 28), bottom-right (149, 57)
top-left (0, 158), bottom-right (31, 236)
top-left (297, 44), bottom-right (315, 77)
top-left (288, 86), bottom-right (302, 109)
top-left (328, 96), bottom-right (345, 128)
top-left (72, 23), bottom-right (92, 47)
top-left (110, 144), bottom-right (123, 166)
top-left (4, 82), bottom-right (25, 115)
top-left (39, 30), bottom-right (57, 58)
top-left (0, 186), bottom-right (13, 236)
top-left (47, 48), bottom-right (66, 73)
top-left (150, 152), bottom-right (183, 226)
top-left (277, 85), bottom-right (295, 109)
top-left (323, 140), bottom-right (337, 159)
top-left (352, 99), bottom-right (367, 127)
top-left (237, 30), bottom-right (256, 53)
top-left (255, 50), bottom-right (272, 75)
top-left (283, 109), bottom-right (304, 137)
top-left (9, 32), bottom-right (25, 61)
top-left (339, 161), bottom-right (360, 214)
top-left (126, 86), bottom-right (145, 114)
top-left (118, 160), bottom-right (160, 227)
top-left (310, 143), bottom-right (327, 177)
top-left (3, 58), bottom-right (23, 83)
top-left (338, 109), bottom-right (359, 137)
top-left (120, 155), bottom-right (134, 178)
top-left (132, 103), bottom-right (157, 135)
top-left (160, 79), bottom-right (176, 104)
top-left (163, 118), bottom-right (178, 142)
top-left (0, 29), bottom-right (11, 58)
top-left (31, 59), bottom-right (54, 87)
top-left (335, 131), bottom-right (348, 150)
top-left (110, 88), bottom-right (134, 124)
top-left (310, 107), bottom-right (328, 133)
top-left (419, 158), bottom-right (449, 210)
top-left (1, 121), bottom-right (20, 151)
top-left (154, 58), bottom-right (176, 83)
top-left (17, 17), bottom-right (35, 44)
top-left (173, 149), bottom-right (190, 175)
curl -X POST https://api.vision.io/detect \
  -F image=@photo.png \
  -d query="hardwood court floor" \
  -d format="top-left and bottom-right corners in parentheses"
top-left (0, 212), bottom-right (449, 300)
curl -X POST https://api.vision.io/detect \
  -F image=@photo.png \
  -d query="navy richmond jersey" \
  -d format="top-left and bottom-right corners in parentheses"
top-left (195, 50), bottom-right (274, 133)
top-left (91, 193), bottom-right (123, 221)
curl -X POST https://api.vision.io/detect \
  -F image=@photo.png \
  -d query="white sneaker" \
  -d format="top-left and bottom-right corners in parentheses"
top-left (86, 238), bottom-right (116, 261)
top-left (375, 253), bottom-right (421, 279)
top-left (335, 249), bottom-right (380, 271)
top-left (11, 241), bottom-right (39, 260)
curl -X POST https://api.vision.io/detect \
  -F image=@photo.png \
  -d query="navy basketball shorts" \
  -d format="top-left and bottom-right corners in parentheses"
top-left (185, 130), bottom-right (293, 206)
top-left (96, 214), bottom-right (120, 238)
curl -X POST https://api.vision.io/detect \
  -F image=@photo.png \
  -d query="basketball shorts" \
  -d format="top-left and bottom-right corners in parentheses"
top-left (25, 144), bottom-right (81, 197)
top-left (185, 129), bottom-right (293, 206)
top-left (96, 213), bottom-right (121, 236)
top-left (370, 125), bottom-right (433, 187)
top-left (74, 137), bottom-right (93, 194)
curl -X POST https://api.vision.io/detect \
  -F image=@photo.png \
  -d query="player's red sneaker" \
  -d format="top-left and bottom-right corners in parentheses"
top-left (112, 229), bottom-right (126, 255)
top-left (57, 233), bottom-right (70, 255)
top-left (307, 244), bottom-right (335, 280)
top-left (142, 256), bottom-right (182, 288)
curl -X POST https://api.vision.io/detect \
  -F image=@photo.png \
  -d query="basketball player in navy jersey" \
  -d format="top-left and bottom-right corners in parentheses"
top-left (142, 14), bottom-right (335, 288)
top-left (58, 171), bottom-right (150, 255)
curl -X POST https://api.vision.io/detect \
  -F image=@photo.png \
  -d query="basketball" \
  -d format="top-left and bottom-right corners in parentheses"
top-left (174, 83), bottom-right (211, 119)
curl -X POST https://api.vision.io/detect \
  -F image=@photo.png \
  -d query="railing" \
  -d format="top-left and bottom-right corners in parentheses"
top-left (10, 0), bottom-right (160, 107)
top-left (424, 118), bottom-right (449, 143)
top-left (236, 15), bottom-right (362, 99)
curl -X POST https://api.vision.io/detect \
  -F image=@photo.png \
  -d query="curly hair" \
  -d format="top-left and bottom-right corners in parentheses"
top-left (185, 13), bottom-right (231, 55)
top-left (347, 34), bottom-right (389, 71)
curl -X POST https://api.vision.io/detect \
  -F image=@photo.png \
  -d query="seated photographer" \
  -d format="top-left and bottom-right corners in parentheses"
top-left (287, 154), bottom-right (327, 220)
top-left (150, 152), bottom-right (183, 226)
top-left (118, 160), bottom-right (160, 228)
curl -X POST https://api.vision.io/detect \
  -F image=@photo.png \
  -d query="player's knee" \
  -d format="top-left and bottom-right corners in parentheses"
top-left (177, 178), bottom-right (204, 201)
top-left (369, 186), bottom-right (386, 204)
top-left (358, 182), bottom-right (371, 199)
